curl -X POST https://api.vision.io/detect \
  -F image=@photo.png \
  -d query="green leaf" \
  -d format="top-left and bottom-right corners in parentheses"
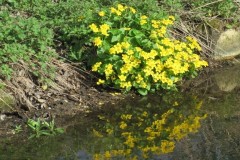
top-left (111, 34), bottom-right (123, 43)
top-left (137, 88), bottom-right (148, 96)
top-left (109, 55), bottom-right (120, 61)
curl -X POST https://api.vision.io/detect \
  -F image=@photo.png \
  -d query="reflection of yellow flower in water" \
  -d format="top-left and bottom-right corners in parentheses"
top-left (91, 93), bottom-right (207, 159)
top-left (120, 121), bottom-right (127, 129)
top-left (93, 129), bottom-right (103, 137)
top-left (106, 128), bottom-right (113, 135)
top-left (121, 114), bottom-right (132, 120)
top-left (104, 151), bottom-right (111, 158)
top-left (123, 133), bottom-right (136, 148)
top-left (160, 140), bottom-right (175, 153)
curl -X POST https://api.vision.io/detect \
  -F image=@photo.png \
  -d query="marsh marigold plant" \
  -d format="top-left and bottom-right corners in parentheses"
top-left (87, 4), bottom-right (208, 95)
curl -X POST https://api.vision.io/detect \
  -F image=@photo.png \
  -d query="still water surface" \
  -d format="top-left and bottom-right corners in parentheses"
top-left (0, 64), bottom-right (240, 160)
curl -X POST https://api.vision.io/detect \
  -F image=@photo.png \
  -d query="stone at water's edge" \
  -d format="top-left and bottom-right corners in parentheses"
top-left (213, 29), bottom-right (240, 60)
top-left (214, 64), bottom-right (240, 92)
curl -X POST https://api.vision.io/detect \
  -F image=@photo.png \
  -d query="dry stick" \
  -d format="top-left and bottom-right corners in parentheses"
top-left (175, 24), bottom-right (213, 56)
top-left (175, 20), bottom-right (216, 56)
top-left (203, 23), bottom-right (210, 47)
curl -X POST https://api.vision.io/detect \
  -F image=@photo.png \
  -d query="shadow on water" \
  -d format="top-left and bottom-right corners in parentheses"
top-left (0, 64), bottom-right (240, 160)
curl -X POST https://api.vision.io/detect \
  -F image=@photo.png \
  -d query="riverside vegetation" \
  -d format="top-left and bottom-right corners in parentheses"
top-left (0, 0), bottom-right (239, 138)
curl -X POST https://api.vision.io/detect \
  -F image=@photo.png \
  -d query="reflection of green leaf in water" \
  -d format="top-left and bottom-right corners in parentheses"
top-left (91, 93), bottom-right (207, 159)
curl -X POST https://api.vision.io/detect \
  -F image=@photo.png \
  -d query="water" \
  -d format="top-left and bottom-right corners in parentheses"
top-left (0, 64), bottom-right (240, 160)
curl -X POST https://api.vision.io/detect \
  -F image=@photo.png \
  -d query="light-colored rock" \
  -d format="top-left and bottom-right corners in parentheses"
top-left (213, 29), bottom-right (240, 60)
top-left (214, 64), bottom-right (240, 92)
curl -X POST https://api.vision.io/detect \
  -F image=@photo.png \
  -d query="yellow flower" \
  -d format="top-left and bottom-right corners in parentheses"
top-left (173, 101), bottom-right (179, 106)
top-left (126, 49), bottom-right (134, 55)
top-left (160, 140), bottom-right (175, 153)
top-left (92, 62), bottom-right (102, 71)
top-left (142, 111), bottom-right (148, 117)
top-left (121, 41), bottom-right (130, 49)
top-left (120, 81), bottom-right (132, 89)
top-left (161, 19), bottom-right (174, 25)
top-left (135, 74), bottom-right (143, 83)
top-left (110, 7), bottom-right (117, 13)
top-left (97, 79), bottom-right (105, 85)
top-left (104, 151), bottom-right (111, 158)
top-left (117, 4), bottom-right (125, 12)
top-left (140, 19), bottom-right (147, 25)
top-left (141, 15), bottom-right (148, 19)
top-left (109, 47), bottom-right (117, 54)
top-left (124, 134), bottom-right (135, 148)
top-left (135, 47), bottom-right (142, 52)
top-left (98, 11), bottom-right (105, 17)
top-left (168, 15), bottom-right (175, 21)
top-left (151, 20), bottom-right (160, 28)
top-left (110, 7), bottom-right (121, 16)
top-left (129, 7), bottom-right (136, 13)
top-left (93, 37), bottom-right (102, 46)
top-left (140, 15), bottom-right (148, 25)
top-left (120, 121), bottom-right (127, 129)
top-left (100, 24), bottom-right (110, 36)
top-left (119, 74), bottom-right (127, 81)
top-left (121, 114), bottom-right (132, 120)
top-left (89, 23), bottom-right (99, 32)
top-left (150, 31), bottom-right (158, 39)
top-left (104, 64), bottom-right (114, 77)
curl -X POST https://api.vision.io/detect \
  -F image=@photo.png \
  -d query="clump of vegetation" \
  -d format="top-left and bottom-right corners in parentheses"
top-left (84, 4), bottom-right (208, 95)
top-left (158, 0), bottom-right (238, 19)
top-left (0, 8), bottom-right (56, 80)
top-left (27, 118), bottom-right (64, 139)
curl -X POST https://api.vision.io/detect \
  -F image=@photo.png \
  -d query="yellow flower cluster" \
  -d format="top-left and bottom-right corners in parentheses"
top-left (104, 64), bottom-right (114, 78)
top-left (89, 23), bottom-right (110, 36)
top-left (93, 37), bottom-right (102, 46)
top-left (88, 3), bottom-right (208, 94)
top-left (98, 11), bottom-right (105, 17)
top-left (140, 15), bottom-right (148, 25)
top-left (109, 4), bottom-right (136, 16)
top-left (92, 62), bottom-right (102, 72)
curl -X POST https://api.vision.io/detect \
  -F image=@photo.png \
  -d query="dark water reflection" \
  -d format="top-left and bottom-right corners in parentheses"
top-left (1, 65), bottom-right (240, 160)
top-left (0, 93), bottom-right (207, 160)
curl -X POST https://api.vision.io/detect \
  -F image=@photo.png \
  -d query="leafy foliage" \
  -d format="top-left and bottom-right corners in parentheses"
top-left (158, 0), bottom-right (238, 19)
top-left (0, 8), bottom-right (56, 80)
top-left (85, 4), bottom-right (208, 95)
top-left (27, 118), bottom-right (64, 139)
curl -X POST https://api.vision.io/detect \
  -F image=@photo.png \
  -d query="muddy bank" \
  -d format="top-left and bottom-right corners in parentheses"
top-left (0, 60), bottom-right (128, 139)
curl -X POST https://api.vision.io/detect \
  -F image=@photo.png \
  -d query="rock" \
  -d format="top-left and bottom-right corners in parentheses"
top-left (213, 29), bottom-right (240, 60)
top-left (214, 64), bottom-right (240, 92)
